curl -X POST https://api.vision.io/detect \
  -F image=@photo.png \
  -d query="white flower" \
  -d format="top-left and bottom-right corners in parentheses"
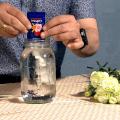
top-left (99, 76), bottom-right (120, 93)
top-left (85, 69), bottom-right (120, 104)
top-left (90, 71), bottom-right (109, 88)
top-left (97, 96), bottom-right (109, 104)
top-left (109, 97), bottom-right (117, 104)
top-left (116, 95), bottom-right (120, 103)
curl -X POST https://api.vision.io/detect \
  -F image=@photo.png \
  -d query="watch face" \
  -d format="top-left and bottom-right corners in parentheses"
top-left (80, 28), bottom-right (88, 49)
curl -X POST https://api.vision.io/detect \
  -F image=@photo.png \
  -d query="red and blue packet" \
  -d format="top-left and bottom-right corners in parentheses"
top-left (27, 12), bottom-right (45, 40)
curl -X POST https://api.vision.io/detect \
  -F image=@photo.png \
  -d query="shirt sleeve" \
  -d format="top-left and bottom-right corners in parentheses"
top-left (69, 0), bottom-right (96, 19)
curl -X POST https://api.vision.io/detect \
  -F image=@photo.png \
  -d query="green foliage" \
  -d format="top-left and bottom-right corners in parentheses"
top-left (87, 61), bottom-right (120, 83)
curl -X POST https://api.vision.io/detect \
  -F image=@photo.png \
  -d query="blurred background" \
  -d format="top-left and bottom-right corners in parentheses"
top-left (61, 0), bottom-right (120, 77)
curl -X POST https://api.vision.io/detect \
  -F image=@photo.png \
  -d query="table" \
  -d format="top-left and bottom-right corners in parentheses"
top-left (0, 75), bottom-right (120, 120)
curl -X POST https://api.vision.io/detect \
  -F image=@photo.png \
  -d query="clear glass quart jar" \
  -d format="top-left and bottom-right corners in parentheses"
top-left (20, 40), bottom-right (56, 104)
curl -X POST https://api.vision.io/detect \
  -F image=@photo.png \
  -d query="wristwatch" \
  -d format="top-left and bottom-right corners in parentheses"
top-left (80, 28), bottom-right (88, 50)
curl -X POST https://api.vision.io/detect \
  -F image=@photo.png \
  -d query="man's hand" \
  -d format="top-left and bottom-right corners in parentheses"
top-left (0, 3), bottom-right (31, 38)
top-left (41, 15), bottom-right (84, 50)
top-left (41, 15), bottom-right (99, 57)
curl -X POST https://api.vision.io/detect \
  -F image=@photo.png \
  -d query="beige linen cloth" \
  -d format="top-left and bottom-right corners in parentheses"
top-left (0, 75), bottom-right (120, 120)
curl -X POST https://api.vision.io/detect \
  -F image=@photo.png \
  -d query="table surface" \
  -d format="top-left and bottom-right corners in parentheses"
top-left (0, 75), bottom-right (120, 120)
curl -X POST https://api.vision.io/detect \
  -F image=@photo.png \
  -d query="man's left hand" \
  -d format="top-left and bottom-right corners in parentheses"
top-left (41, 15), bottom-right (84, 50)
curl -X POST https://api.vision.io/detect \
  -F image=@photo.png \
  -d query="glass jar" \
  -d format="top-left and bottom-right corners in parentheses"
top-left (20, 40), bottom-right (56, 104)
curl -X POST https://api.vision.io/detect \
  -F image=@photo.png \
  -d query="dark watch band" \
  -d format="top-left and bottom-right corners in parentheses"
top-left (80, 28), bottom-right (88, 50)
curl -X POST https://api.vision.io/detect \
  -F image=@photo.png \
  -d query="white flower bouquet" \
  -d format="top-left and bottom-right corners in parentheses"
top-left (85, 62), bottom-right (120, 104)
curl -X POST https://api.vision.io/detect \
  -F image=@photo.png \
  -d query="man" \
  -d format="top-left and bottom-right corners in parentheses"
top-left (0, 0), bottom-right (99, 83)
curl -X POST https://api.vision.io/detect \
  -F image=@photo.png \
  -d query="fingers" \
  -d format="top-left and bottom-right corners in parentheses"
top-left (53, 31), bottom-right (80, 42)
top-left (4, 25), bottom-right (19, 35)
top-left (0, 19), bottom-right (19, 35)
top-left (42, 23), bottom-right (77, 37)
top-left (0, 3), bottom-right (31, 38)
top-left (53, 32), bottom-right (84, 49)
top-left (41, 15), bottom-right (83, 50)
top-left (42, 15), bottom-right (79, 38)
top-left (43, 15), bottom-right (76, 30)
top-left (0, 28), bottom-right (17, 38)
top-left (6, 4), bottom-right (31, 29)
top-left (0, 11), bottom-right (28, 33)
top-left (67, 39), bottom-right (84, 49)
top-left (41, 21), bottom-right (79, 38)
top-left (0, 20), bottom-right (19, 37)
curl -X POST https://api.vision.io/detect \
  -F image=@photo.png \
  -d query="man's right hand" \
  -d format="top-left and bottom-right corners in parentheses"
top-left (0, 3), bottom-right (31, 38)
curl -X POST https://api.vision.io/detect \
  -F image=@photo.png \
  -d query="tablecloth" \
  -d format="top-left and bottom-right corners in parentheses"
top-left (0, 75), bottom-right (120, 120)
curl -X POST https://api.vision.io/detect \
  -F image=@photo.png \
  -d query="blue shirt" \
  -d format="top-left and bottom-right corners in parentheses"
top-left (0, 0), bottom-right (96, 77)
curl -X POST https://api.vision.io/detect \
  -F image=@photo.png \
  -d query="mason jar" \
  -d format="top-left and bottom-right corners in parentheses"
top-left (20, 40), bottom-right (56, 104)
